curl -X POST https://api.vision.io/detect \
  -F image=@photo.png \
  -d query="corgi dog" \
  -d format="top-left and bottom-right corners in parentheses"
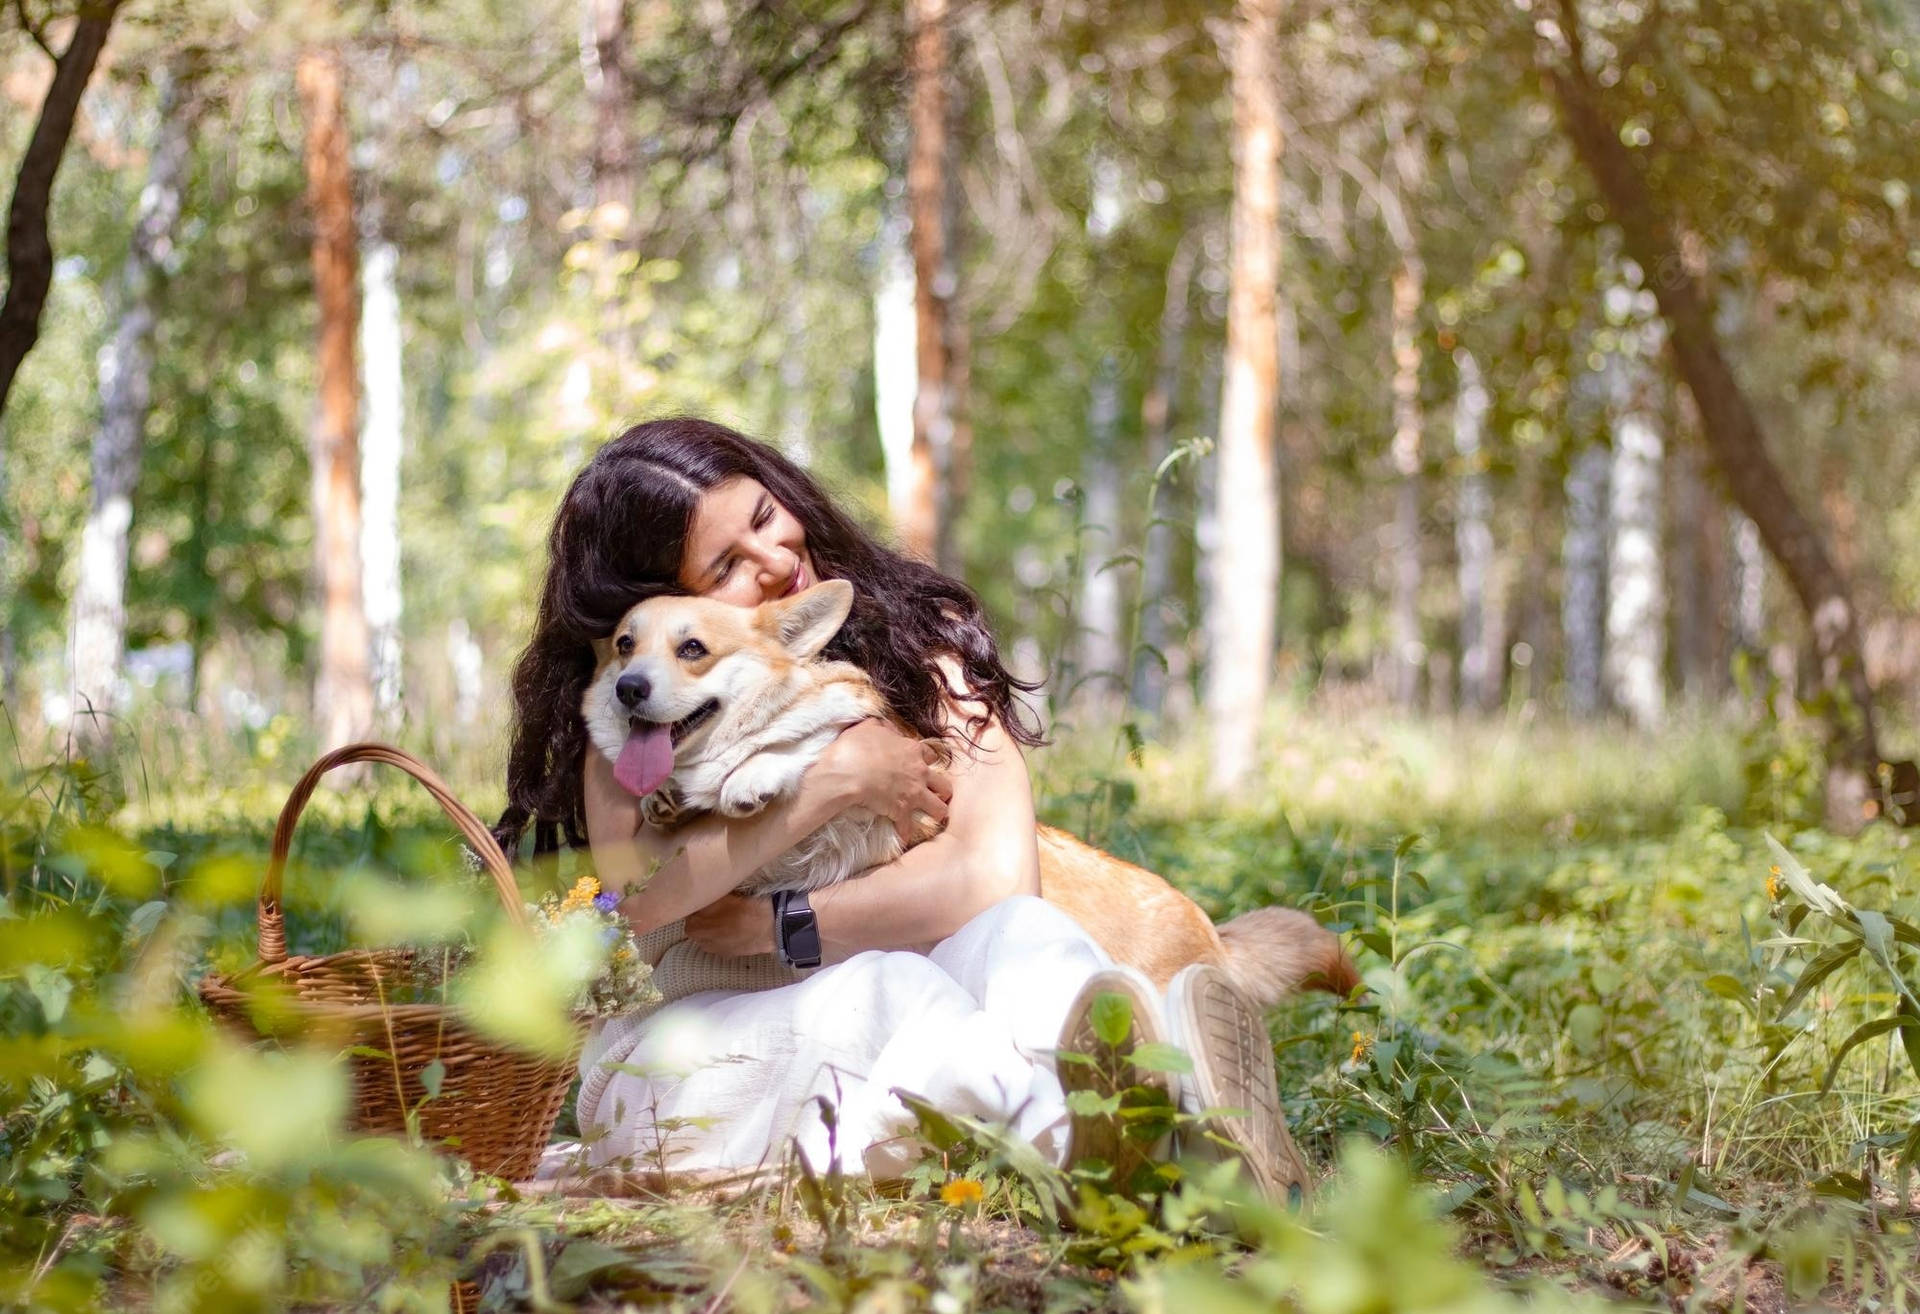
top-left (582, 580), bottom-right (1358, 1006)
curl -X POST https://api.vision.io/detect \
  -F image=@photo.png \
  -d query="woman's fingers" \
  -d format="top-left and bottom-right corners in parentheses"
top-left (917, 786), bottom-right (950, 825)
top-left (926, 765), bottom-right (953, 801)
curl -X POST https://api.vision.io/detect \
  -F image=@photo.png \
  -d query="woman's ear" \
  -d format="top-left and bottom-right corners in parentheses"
top-left (767, 579), bottom-right (855, 658)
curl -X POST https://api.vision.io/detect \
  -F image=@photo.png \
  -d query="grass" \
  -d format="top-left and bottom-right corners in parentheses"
top-left (7, 700), bottom-right (1920, 1311)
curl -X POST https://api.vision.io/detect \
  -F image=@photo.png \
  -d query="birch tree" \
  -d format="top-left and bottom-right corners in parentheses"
top-left (1453, 347), bottom-right (1501, 712)
top-left (1075, 354), bottom-right (1123, 702)
top-left (1604, 312), bottom-right (1665, 731)
top-left (1133, 233), bottom-right (1197, 719)
top-left (1562, 440), bottom-right (1608, 717)
top-left (873, 206), bottom-right (919, 542)
top-left (1204, 0), bottom-right (1284, 788)
top-left (298, 48), bottom-right (374, 753)
top-left (359, 233), bottom-right (404, 724)
top-left (1382, 119), bottom-right (1427, 710)
top-left (65, 67), bottom-right (198, 750)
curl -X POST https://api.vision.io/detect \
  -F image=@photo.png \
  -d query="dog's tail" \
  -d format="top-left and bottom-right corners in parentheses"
top-left (1216, 907), bottom-right (1361, 1009)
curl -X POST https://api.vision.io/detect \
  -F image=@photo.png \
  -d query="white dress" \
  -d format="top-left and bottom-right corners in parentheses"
top-left (571, 895), bottom-right (1113, 1177)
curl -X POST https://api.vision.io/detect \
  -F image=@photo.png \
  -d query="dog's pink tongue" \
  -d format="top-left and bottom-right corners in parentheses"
top-left (613, 724), bottom-right (675, 796)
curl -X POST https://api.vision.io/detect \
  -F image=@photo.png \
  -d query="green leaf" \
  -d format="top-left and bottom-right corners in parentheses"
top-left (1779, 942), bottom-right (1860, 1015)
top-left (1090, 993), bottom-right (1133, 1049)
top-left (1700, 973), bottom-right (1748, 1002)
top-left (125, 900), bottom-right (168, 945)
top-left (1066, 1089), bottom-right (1121, 1117)
top-left (1820, 1014), bottom-right (1919, 1095)
top-left (1129, 1042), bottom-right (1194, 1075)
top-left (25, 965), bottom-right (72, 1026)
top-left (418, 1059), bottom-right (446, 1101)
top-left (548, 1239), bottom-right (637, 1299)
top-left (1567, 1003), bottom-right (1604, 1054)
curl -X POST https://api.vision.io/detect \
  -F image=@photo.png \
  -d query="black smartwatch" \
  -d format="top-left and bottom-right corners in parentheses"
top-left (771, 890), bottom-right (822, 969)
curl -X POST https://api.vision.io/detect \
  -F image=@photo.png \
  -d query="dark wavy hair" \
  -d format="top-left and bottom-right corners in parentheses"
top-left (492, 416), bottom-right (1044, 858)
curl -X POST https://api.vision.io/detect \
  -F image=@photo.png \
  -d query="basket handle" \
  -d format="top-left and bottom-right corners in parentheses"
top-left (257, 742), bottom-right (528, 965)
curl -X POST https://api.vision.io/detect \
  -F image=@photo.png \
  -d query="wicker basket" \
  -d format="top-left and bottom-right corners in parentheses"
top-left (197, 743), bottom-right (583, 1182)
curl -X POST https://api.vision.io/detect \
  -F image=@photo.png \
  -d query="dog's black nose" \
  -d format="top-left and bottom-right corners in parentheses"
top-left (615, 673), bottom-right (651, 709)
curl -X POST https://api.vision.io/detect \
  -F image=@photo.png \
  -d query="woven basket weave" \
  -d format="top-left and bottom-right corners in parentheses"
top-left (197, 743), bottom-right (583, 1182)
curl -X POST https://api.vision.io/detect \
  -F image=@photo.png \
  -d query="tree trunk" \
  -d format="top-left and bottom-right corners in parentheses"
top-left (1563, 442), bottom-right (1608, 717)
top-left (1545, 35), bottom-right (1880, 827)
top-left (774, 200), bottom-right (814, 467)
top-left (1731, 511), bottom-right (1766, 653)
top-left (359, 235), bottom-right (405, 724)
top-left (588, 0), bottom-right (634, 220)
top-left (1453, 347), bottom-right (1502, 712)
top-left (447, 617), bottom-right (483, 728)
top-left (1605, 345), bottom-right (1666, 730)
top-left (1074, 355), bottom-right (1124, 706)
top-left (873, 206), bottom-right (919, 541)
top-left (64, 67), bottom-right (196, 751)
top-left (1133, 233), bottom-right (1197, 718)
top-left (904, 0), bottom-right (955, 565)
top-left (1206, 0), bottom-right (1283, 791)
top-left (0, 1), bottom-right (126, 419)
top-left (298, 49), bottom-right (374, 754)
top-left (1386, 249), bottom-right (1425, 711)
top-left (1182, 341), bottom-right (1224, 731)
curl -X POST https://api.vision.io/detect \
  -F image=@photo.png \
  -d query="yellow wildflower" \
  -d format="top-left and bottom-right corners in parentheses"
top-left (559, 874), bottom-right (601, 913)
top-left (1350, 1030), bottom-right (1374, 1065)
top-left (1766, 866), bottom-right (1786, 902)
top-left (939, 1178), bottom-right (984, 1207)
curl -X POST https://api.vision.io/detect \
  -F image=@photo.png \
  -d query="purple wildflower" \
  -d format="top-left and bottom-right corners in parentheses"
top-left (593, 891), bottom-right (619, 913)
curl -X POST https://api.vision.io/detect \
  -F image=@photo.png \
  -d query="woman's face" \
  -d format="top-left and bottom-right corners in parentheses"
top-left (677, 476), bottom-right (817, 608)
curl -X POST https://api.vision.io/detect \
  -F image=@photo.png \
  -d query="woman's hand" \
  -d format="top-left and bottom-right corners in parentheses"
top-left (684, 893), bottom-right (776, 957)
top-left (810, 718), bottom-right (952, 843)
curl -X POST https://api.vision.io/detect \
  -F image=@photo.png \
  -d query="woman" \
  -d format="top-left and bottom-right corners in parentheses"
top-left (496, 417), bottom-right (1307, 1195)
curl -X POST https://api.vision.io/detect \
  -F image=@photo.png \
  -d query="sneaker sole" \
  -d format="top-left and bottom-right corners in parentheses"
top-left (1166, 963), bottom-right (1312, 1208)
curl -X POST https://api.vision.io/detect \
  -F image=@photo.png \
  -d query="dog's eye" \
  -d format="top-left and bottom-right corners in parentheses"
top-left (676, 638), bottom-right (707, 662)
top-left (615, 634), bottom-right (634, 657)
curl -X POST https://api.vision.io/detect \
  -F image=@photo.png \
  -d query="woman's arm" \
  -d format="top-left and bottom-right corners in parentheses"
top-left (586, 720), bottom-right (951, 936)
top-left (811, 709), bottom-right (1039, 960)
top-left (684, 670), bottom-right (1042, 963)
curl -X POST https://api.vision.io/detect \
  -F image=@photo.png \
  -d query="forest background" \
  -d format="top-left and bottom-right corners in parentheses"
top-left (6, 0), bottom-right (1920, 1310)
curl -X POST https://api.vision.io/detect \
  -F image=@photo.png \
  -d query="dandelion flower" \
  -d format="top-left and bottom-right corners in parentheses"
top-left (1766, 867), bottom-right (1786, 902)
top-left (940, 1178), bottom-right (984, 1207)
top-left (1349, 1030), bottom-right (1374, 1065)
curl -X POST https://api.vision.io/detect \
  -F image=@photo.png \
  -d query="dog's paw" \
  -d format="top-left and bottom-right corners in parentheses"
top-left (718, 756), bottom-right (802, 818)
top-left (717, 785), bottom-right (775, 818)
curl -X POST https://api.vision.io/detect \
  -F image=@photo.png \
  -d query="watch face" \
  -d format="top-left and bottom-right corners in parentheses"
top-left (778, 894), bottom-right (822, 968)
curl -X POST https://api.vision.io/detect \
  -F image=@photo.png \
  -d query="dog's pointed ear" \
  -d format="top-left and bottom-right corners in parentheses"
top-left (765, 579), bottom-right (854, 658)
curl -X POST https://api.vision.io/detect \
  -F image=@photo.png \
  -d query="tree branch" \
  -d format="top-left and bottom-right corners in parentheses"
top-left (0, 0), bottom-right (126, 418)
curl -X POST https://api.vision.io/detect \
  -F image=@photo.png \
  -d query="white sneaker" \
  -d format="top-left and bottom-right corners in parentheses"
top-left (1054, 965), bottom-right (1177, 1189)
top-left (1164, 962), bottom-right (1313, 1208)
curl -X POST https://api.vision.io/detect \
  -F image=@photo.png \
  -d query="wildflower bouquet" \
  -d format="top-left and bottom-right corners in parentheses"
top-left (530, 874), bottom-right (663, 1019)
top-left (395, 874), bottom-right (660, 1019)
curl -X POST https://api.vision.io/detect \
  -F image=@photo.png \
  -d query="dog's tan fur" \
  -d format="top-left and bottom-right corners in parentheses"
top-left (584, 583), bottom-right (1358, 1007)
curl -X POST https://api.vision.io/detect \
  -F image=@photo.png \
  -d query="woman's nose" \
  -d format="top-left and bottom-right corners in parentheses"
top-left (750, 542), bottom-right (796, 588)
